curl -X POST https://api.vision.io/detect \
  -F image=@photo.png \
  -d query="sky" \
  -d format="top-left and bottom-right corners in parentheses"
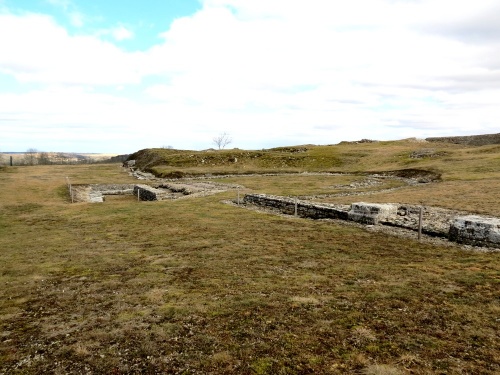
top-left (0, 0), bottom-right (499, 153)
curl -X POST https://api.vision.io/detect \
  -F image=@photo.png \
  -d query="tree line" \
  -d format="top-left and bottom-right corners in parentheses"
top-left (0, 148), bottom-right (109, 166)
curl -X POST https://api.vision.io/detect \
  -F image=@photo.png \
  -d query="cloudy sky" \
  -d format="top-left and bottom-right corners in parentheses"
top-left (1, 0), bottom-right (499, 153)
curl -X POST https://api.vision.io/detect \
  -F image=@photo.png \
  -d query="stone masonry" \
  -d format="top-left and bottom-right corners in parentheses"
top-left (449, 215), bottom-right (500, 247)
top-left (133, 184), bottom-right (173, 201)
top-left (243, 194), bottom-right (500, 249)
top-left (348, 203), bottom-right (398, 225)
top-left (243, 194), bottom-right (349, 220)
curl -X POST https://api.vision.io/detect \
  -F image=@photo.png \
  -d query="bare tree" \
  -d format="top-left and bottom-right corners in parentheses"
top-left (38, 152), bottom-right (51, 165)
top-left (212, 132), bottom-right (232, 150)
top-left (56, 152), bottom-right (69, 164)
top-left (24, 148), bottom-right (39, 166)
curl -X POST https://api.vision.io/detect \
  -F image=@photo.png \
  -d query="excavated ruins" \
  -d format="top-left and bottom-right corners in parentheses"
top-left (69, 166), bottom-right (500, 251)
top-left (239, 194), bottom-right (500, 250)
top-left (70, 180), bottom-right (242, 203)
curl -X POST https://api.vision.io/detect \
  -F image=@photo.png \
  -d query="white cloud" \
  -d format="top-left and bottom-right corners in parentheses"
top-left (111, 25), bottom-right (134, 41)
top-left (46, 0), bottom-right (85, 27)
top-left (1, 1), bottom-right (499, 152)
top-left (140, 0), bottom-right (500, 134)
top-left (94, 24), bottom-right (135, 42)
top-left (0, 13), bottom-right (141, 85)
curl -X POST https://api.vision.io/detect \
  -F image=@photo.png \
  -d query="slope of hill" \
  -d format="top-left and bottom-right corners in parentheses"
top-left (426, 132), bottom-right (500, 146)
top-left (128, 138), bottom-right (500, 182)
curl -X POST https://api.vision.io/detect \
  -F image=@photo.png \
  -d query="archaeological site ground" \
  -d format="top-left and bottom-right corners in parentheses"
top-left (1, 135), bottom-right (499, 374)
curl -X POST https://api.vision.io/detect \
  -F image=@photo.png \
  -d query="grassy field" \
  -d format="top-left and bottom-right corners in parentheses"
top-left (1, 141), bottom-right (499, 374)
top-left (131, 140), bottom-right (499, 177)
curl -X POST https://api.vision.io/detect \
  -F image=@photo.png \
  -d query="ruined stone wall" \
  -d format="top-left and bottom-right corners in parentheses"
top-left (243, 194), bottom-right (447, 234)
top-left (133, 184), bottom-right (173, 201)
top-left (243, 194), bottom-right (500, 249)
top-left (243, 194), bottom-right (349, 220)
top-left (449, 216), bottom-right (500, 247)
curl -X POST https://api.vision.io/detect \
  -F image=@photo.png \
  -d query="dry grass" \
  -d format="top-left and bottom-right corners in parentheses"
top-left (324, 177), bottom-right (500, 216)
top-left (218, 174), bottom-right (406, 198)
top-left (1, 157), bottom-right (499, 374)
top-left (133, 140), bottom-right (499, 177)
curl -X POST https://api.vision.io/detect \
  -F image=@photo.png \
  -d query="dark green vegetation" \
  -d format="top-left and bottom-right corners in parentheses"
top-left (1, 139), bottom-right (500, 374)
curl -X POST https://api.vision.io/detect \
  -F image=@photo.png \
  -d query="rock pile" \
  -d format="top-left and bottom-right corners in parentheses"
top-left (348, 203), bottom-right (397, 225)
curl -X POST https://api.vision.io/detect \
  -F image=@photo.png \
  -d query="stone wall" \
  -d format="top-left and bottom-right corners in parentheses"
top-left (73, 184), bottom-right (135, 203)
top-left (348, 203), bottom-right (397, 225)
top-left (134, 184), bottom-right (173, 201)
top-left (243, 194), bottom-right (349, 220)
top-left (449, 216), bottom-right (500, 247)
top-left (243, 194), bottom-right (500, 249)
top-left (92, 184), bottom-right (135, 194)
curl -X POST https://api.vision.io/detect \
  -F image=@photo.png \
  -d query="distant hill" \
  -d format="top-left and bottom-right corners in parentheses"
top-left (127, 134), bottom-right (500, 181)
top-left (109, 154), bottom-right (130, 163)
top-left (426, 133), bottom-right (500, 146)
top-left (1, 152), bottom-right (122, 165)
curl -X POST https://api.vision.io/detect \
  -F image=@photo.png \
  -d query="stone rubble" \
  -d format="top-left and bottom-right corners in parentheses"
top-left (348, 203), bottom-right (398, 225)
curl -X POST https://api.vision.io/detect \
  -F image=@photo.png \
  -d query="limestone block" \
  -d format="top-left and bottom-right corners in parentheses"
top-left (348, 202), bottom-right (398, 225)
top-left (88, 191), bottom-right (104, 203)
top-left (449, 215), bottom-right (500, 247)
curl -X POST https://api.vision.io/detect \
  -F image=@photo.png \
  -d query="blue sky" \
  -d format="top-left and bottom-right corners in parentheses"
top-left (1, 0), bottom-right (499, 153)
top-left (4, 0), bottom-right (202, 51)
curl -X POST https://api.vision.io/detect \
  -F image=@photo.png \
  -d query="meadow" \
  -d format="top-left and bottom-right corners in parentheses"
top-left (1, 139), bottom-right (499, 374)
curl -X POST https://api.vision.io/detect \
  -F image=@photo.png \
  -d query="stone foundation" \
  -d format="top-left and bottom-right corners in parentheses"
top-left (449, 215), bottom-right (500, 247)
top-left (242, 194), bottom-right (349, 220)
top-left (242, 194), bottom-right (499, 249)
top-left (72, 184), bottom-right (135, 203)
top-left (133, 184), bottom-right (173, 201)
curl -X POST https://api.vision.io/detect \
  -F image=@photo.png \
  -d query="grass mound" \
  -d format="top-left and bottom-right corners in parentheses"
top-left (128, 139), bottom-right (499, 183)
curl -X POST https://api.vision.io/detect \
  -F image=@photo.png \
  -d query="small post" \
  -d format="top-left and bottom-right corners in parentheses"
top-left (66, 177), bottom-right (73, 203)
top-left (418, 206), bottom-right (423, 241)
top-left (10, 156), bottom-right (13, 166)
top-left (294, 197), bottom-right (298, 216)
